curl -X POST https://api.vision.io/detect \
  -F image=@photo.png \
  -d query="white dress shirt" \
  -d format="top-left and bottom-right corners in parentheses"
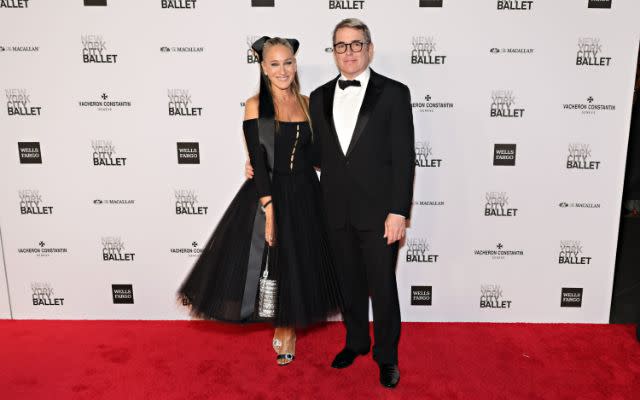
top-left (333, 67), bottom-right (370, 155)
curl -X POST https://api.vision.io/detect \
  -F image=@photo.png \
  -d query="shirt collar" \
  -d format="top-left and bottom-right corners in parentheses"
top-left (339, 67), bottom-right (370, 88)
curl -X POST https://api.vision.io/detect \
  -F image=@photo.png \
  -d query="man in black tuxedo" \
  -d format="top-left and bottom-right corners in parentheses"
top-left (310, 18), bottom-right (415, 388)
top-left (246, 18), bottom-right (414, 388)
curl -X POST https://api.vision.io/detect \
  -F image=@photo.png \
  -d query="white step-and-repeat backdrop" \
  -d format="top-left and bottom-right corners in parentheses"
top-left (0, 0), bottom-right (638, 322)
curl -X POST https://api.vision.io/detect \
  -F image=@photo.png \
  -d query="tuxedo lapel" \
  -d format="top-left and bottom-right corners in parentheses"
top-left (345, 69), bottom-right (384, 158)
top-left (322, 75), bottom-right (345, 158)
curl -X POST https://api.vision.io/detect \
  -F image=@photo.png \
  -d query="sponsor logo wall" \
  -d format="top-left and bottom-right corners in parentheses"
top-left (0, 1), bottom-right (637, 321)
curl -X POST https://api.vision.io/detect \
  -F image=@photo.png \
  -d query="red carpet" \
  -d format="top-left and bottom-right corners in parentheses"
top-left (0, 321), bottom-right (638, 399)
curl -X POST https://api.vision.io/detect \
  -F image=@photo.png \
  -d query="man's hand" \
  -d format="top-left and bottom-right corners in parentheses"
top-left (245, 160), bottom-right (254, 179)
top-left (383, 214), bottom-right (406, 245)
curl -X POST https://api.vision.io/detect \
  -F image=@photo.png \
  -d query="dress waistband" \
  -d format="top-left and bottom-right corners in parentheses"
top-left (272, 168), bottom-right (314, 176)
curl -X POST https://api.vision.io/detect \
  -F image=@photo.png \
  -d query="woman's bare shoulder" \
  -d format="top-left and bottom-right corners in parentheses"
top-left (244, 95), bottom-right (259, 120)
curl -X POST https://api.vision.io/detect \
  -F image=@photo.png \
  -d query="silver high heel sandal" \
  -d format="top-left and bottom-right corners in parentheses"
top-left (273, 337), bottom-right (282, 353)
top-left (273, 336), bottom-right (296, 366)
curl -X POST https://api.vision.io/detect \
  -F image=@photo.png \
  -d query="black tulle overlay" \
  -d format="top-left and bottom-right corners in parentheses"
top-left (178, 120), bottom-right (343, 328)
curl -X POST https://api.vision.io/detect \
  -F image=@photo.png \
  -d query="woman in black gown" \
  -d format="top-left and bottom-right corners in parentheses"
top-left (178, 37), bottom-right (343, 365)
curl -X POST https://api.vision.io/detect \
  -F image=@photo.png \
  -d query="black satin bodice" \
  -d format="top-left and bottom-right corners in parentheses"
top-left (272, 121), bottom-right (314, 175)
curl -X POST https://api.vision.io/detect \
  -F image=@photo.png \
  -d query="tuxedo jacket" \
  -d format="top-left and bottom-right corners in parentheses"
top-left (310, 69), bottom-right (415, 230)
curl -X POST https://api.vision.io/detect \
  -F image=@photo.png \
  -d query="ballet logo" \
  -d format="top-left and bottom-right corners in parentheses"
top-left (246, 35), bottom-right (260, 63)
top-left (161, 0), bottom-right (197, 9)
top-left (411, 286), bottom-right (432, 306)
top-left (562, 96), bottom-right (616, 116)
top-left (588, 0), bottom-right (612, 9)
top-left (32, 282), bottom-right (64, 306)
top-left (576, 38), bottom-right (611, 67)
top-left (485, 192), bottom-right (518, 217)
top-left (6, 89), bottom-right (41, 116)
top-left (18, 142), bottom-right (42, 164)
top-left (0, 0), bottom-right (29, 8)
top-left (415, 141), bottom-right (442, 168)
top-left (405, 238), bottom-right (439, 263)
top-left (174, 189), bottom-right (208, 215)
top-left (170, 241), bottom-right (203, 257)
top-left (18, 241), bottom-right (68, 257)
top-left (567, 143), bottom-right (600, 170)
top-left (411, 36), bottom-right (446, 65)
top-left (112, 284), bottom-right (134, 304)
top-left (493, 144), bottom-right (516, 166)
top-left (480, 284), bottom-right (512, 309)
top-left (251, 0), bottom-right (274, 6)
top-left (168, 89), bottom-right (202, 116)
top-left (19, 189), bottom-right (53, 215)
top-left (559, 241), bottom-right (591, 265)
top-left (561, 288), bottom-right (583, 308)
top-left (411, 93), bottom-right (454, 113)
top-left (473, 242), bottom-right (524, 261)
top-left (84, 0), bottom-right (106, 5)
top-left (101, 237), bottom-right (135, 262)
top-left (79, 93), bottom-right (132, 112)
top-left (177, 142), bottom-right (200, 164)
top-left (329, 0), bottom-right (365, 10)
top-left (82, 34), bottom-right (118, 64)
top-left (490, 90), bottom-right (525, 118)
top-left (497, 1), bottom-right (533, 10)
top-left (92, 140), bottom-right (127, 167)
top-left (419, 0), bottom-right (443, 7)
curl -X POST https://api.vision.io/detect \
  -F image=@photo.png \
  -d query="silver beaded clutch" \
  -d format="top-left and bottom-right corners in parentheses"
top-left (258, 246), bottom-right (278, 318)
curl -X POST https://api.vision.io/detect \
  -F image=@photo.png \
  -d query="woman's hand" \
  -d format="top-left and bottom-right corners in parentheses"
top-left (261, 196), bottom-right (275, 246)
top-left (246, 160), bottom-right (255, 179)
top-left (265, 206), bottom-right (276, 246)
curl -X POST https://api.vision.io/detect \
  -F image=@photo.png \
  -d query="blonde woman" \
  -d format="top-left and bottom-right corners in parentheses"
top-left (179, 37), bottom-right (343, 366)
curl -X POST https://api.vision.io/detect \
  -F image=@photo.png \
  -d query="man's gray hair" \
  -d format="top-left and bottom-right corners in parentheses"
top-left (332, 18), bottom-right (372, 44)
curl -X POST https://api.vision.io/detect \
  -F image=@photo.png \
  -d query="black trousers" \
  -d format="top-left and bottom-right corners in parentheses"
top-left (328, 223), bottom-right (401, 365)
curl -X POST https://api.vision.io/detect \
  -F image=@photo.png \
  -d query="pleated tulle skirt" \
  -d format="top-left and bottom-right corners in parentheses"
top-left (178, 170), bottom-right (343, 328)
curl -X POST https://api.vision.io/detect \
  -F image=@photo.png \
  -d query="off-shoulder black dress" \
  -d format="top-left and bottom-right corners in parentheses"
top-left (178, 118), bottom-right (343, 328)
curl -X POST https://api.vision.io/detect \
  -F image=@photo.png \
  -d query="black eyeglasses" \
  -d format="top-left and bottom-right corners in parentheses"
top-left (333, 40), bottom-right (369, 54)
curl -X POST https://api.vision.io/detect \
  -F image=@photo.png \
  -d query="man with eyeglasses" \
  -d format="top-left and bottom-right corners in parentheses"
top-left (309, 17), bottom-right (415, 389)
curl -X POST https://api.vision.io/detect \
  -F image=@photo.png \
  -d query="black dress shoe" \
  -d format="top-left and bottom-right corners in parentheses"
top-left (331, 348), bottom-right (369, 369)
top-left (379, 364), bottom-right (400, 388)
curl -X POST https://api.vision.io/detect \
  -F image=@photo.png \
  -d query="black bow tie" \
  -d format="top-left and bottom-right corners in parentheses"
top-left (338, 79), bottom-right (361, 90)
